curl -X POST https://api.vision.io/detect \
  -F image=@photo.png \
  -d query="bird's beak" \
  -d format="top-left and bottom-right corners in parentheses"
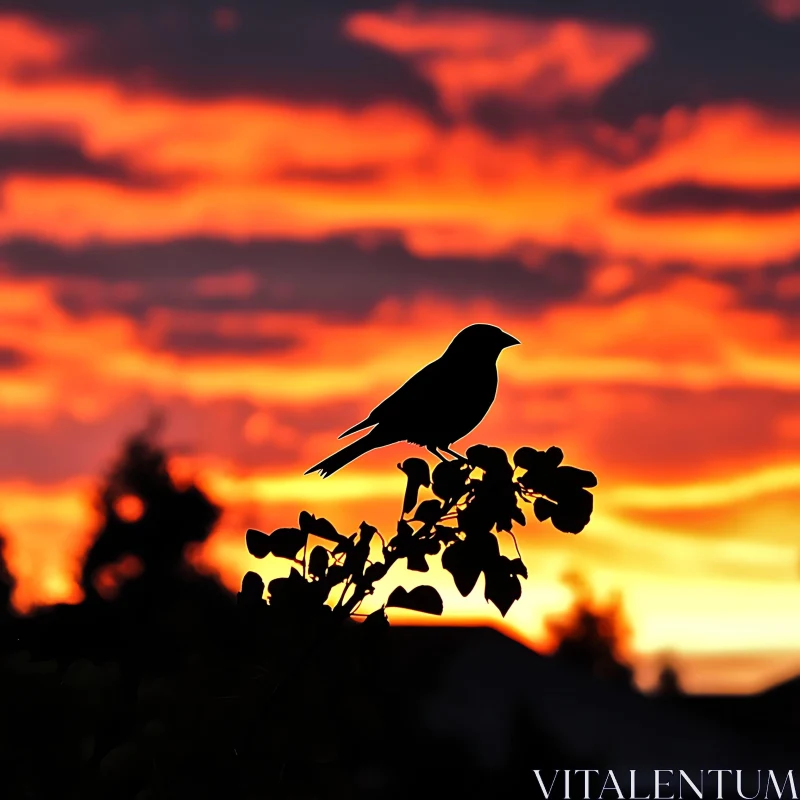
top-left (501, 332), bottom-right (521, 348)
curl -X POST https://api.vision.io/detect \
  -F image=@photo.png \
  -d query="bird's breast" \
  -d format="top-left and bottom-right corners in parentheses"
top-left (421, 364), bottom-right (498, 444)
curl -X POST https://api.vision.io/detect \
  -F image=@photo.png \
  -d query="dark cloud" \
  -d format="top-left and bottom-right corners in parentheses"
top-left (501, 381), bottom-right (800, 480)
top-left (275, 164), bottom-right (386, 185)
top-left (715, 258), bottom-right (800, 318)
top-left (0, 393), bottom-right (363, 483)
top-left (594, 4), bottom-right (800, 124)
top-left (0, 135), bottom-right (170, 189)
top-left (618, 181), bottom-right (800, 215)
top-left (451, 0), bottom-right (800, 124)
top-left (0, 235), bottom-right (591, 319)
top-left (3, 0), bottom-right (799, 136)
top-left (0, 394), bottom-right (157, 483)
top-left (469, 97), bottom-right (663, 165)
top-left (588, 384), bottom-right (800, 476)
top-left (162, 395), bottom-right (367, 473)
top-left (0, 346), bottom-right (27, 369)
top-left (3, 1), bottom-right (441, 116)
top-left (158, 330), bottom-right (298, 357)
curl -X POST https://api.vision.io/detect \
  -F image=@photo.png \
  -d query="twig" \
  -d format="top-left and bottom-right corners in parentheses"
top-left (506, 529), bottom-right (523, 560)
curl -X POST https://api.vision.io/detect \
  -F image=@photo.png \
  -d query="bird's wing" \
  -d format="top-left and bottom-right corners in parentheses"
top-left (341, 359), bottom-right (449, 436)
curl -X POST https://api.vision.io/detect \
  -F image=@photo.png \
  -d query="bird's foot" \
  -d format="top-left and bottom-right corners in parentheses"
top-left (426, 445), bottom-right (448, 462)
top-left (443, 447), bottom-right (466, 461)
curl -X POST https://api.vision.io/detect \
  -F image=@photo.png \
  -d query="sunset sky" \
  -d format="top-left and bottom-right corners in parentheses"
top-left (0, 0), bottom-right (798, 694)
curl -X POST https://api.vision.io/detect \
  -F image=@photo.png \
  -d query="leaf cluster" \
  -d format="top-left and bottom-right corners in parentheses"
top-left (243, 443), bottom-right (596, 622)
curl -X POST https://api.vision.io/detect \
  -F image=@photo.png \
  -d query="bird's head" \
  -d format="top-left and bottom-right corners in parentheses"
top-left (446, 323), bottom-right (520, 361)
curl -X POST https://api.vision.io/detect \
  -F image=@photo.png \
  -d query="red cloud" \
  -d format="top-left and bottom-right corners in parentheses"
top-left (346, 7), bottom-right (652, 113)
top-left (763, 0), bottom-right (800, 20)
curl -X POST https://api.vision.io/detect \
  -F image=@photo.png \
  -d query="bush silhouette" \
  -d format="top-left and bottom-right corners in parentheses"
top-left (0, 428), bottom-right (597, 798)
top-left (244, 443), bottom-right (597, 625)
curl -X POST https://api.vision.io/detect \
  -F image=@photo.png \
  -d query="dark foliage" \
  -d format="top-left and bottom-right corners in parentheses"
top-left (248, 443), bottom-right (596, 625)
top-left (0, 429), bottom-right (595, 798)
top-left (544, 572), bottom-right (634, 689)
top-left (654, 661), bottom-right (683, 696)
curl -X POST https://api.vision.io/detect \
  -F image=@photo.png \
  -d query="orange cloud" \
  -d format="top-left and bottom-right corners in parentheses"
top-left (0, 15), bottom-right (64, 75)
top-left (0, 16), bottom-right (797, 265)
top-left (0, 271), bottom-right (796, 434)
top-left (345, 8), bottom-right (652, 113)
top-left (620, 105), bottom-right (800, 189)
top-left (0, 10), bottom-right (799, 694)
top-left (0, 267), bottom-right (797, 653)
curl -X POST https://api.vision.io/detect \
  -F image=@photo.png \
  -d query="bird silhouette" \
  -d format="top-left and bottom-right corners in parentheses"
top-left (305, 323), bottom-right (520, 477)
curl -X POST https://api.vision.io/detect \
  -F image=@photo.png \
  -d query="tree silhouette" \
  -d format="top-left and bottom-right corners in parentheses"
top-left (654, 660), bottom-right (684, 696)
top-left (544, 572), bottom-right (634, 688)
top-left (0, 427), bottom-right (599, 798)
top-left (82, 418), bottom-right (220, 603)
top-left (0, 535), bottom-right (15, 653)
top-left (0, 536), bottom-right (14, 615)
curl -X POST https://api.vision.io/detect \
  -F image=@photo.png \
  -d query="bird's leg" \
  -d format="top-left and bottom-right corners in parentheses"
top-left (443, 446), bottom-right (466, 460)
top-left (427, 445), bottom-right (448, 462)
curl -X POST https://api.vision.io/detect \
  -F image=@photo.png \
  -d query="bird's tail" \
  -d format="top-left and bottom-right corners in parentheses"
top-left (304, 429), bottom-right (387, 478)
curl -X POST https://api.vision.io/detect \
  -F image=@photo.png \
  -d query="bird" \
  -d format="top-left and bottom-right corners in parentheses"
top-left (305, 323), bottom-right (520, 477)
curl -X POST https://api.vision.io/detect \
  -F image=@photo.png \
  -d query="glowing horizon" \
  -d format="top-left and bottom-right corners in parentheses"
top-left (0, 5), bottom-right (798, 696)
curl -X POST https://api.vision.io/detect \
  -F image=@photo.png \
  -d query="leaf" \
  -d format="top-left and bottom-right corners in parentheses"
top-left (308, 546), bottom-right (329, 579)
top-left (300, 510), bottom-right (350, 545)
top-left (269, 527), bottom-right (307, 559)
top-left (386, 585), bottom-right (443, 615)
top-left (551, 510), bottom-right (581, 534)
top-left (433, 525), bottom-right (458, 544)
top-left (513, 446), bottom-right (541, 470)
top-left (457, 499), bottom-right (494, 535)
top-left (510, 502), bottom-right (526, 526)
top-left (413, 499), bottom-right (443, 525)
top-left (465, 444), bottom-right (490, 467)
top-left (407, 552), bottom-right (429, 572)
top-left (358, 521), bottom-right (377, 545)
top-left (484, 568), bottom-right (522, 616)
top-left (333, 532), bottom-right (356, 556)
top-left (518, 466), bottom-right (552, 495)
top-left (399, 457), bottom-right (431, 486)
top-left (238, 571), bottom-right (265, 606)
top-left (361, 608), bottom-right (390, 634)
top-left (432, 460), bottom-right (469, 501)
top-left (508, 557), bottom-right (528, 579)
top-left (298, 510), bottom-right (315, 534)
top-left (556, 465), bottom-right (598, 488)
top-left (245, 529), bottom-right (271, 559)
top-left (399, 458), bottom-right (431, 515)
top-left (346, 529), bottom-right (371, 574)
top-left (550, 490), bottom-right (593, 534)
top-left (363, 562), bottom-right (388, 584)
top-left (533, 497), bottom-right (557, 521)
top-left (544, 446), bottom-right (564, 467)
top-left (268, 568), bottom-right (310, 609)
top-left (471, 530), bottom-right (501, 563)
top-left (422, 537), bottom-right (441, 556)
top-left (466, 444), bottom-right (512, 476)
top-left (299, 511), bottom-right (349, 545)
top-left (442, 540), bottom-right (481, 597)
top-left (311, 516), bottom-right (345, 543)
top-left (396, 520), bottom-right (414, 538)
top-left (326, 564), bottom-right (348, 587)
